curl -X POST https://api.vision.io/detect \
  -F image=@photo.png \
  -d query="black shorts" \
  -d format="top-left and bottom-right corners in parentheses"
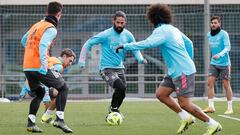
top-left (160, 74), bottom-right (195, 97)
top-left (24, 69), bottom-right (65, 91)
top-left (99, 68), bottom-right (126, 88)
top-left (208, 65), bottom-right (231, 80)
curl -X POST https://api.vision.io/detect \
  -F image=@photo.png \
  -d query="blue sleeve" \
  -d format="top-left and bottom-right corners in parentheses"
top-left (78, 32), bottom-right (105, 67)
top-left (21, 32), bottom-right (28, 48)
top-left (218, 32), bottom-right (231, 57)
top-left (39, 27), bottom-right (57, 75)
top-left (53, 64), bottom-right (63, 73)
top-left (123, 33), bottom-right (165, 51)
top-left (181, 33), bottom-right (194, 59)
top-left (128, 33), bottom-right (144, 63)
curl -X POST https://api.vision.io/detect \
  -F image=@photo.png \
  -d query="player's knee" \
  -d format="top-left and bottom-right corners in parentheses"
top-left (49, 87), bottom-right (58, 98)
top-left (113, 79), bottom-right (126, 99)
top-left (207, 81), bottom-right (214, 88)
top-left (178, 101), bottom-right (189, 110)
top-left (35, 86), bottom-right (45, 99)
top-left (156, 90), bottom-right (165, 102)
top-left (57, 83), bottom-right (69, 92)
top-left (113, 79), bottom-right (126, 91)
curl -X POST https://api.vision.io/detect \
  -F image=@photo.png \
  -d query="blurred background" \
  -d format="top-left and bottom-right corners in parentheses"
top-left (0, 0), bottom-right (239, 100)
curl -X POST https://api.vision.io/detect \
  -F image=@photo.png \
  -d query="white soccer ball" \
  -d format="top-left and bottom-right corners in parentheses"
top-left (106, 112), bottom-right (123, 126)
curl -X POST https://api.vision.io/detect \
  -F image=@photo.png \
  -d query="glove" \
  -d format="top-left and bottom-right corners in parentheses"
top-left (116, 45), bottom-right (124, 53)
top-left (142, 59), bottom-right (148, 64)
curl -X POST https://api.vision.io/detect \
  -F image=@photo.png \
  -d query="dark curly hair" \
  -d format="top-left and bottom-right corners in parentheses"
top-left (147, 4), bottom-right (172, 26)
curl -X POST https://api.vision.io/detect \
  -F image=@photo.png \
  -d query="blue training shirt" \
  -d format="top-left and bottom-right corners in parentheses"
top-left (78, 27), bottom-right (144, 70)
top-left (123, 24), bottom-right (196, 78)
top-left (207, 30), bottom-right (231, 66)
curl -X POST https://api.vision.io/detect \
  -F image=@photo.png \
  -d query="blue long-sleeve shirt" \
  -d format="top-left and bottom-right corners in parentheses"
top-left (21, 27), bottom-right (57, 75)
top-left (207, 30), bottom-right (231, 66)
top-left (123, 24), bottom-right (196, 78)
top-left (78, 27), bottom-right (144, 70)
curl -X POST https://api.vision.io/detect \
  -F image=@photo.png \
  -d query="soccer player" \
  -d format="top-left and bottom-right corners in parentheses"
top-left (203, 16), bottom-right (233, 115)
top-left (21, 2), bottom-right (73, 133)
top-left (20, 48), bottom-right (76, 124)
top-left (78, 11), bottom-right (146, 117)
top-left (41, 48), bottom-right (76, 123)
top-left (116, 4), bottom-right (222, 135)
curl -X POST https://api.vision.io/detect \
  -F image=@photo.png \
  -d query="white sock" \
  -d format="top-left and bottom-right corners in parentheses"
top-left (178, 110), bottom-right (190, 120)
top-left (227, 100), bottom-right (233, 110)
top-left (206, 118), bottom-right (218, 126)
top-left (45, 109), bottom-right (54, 115)
top-left (208, 98), bottom-right (214, 108)
top-left (56, 111), bottom-right (64, 120)
top-left (28, 114), bottom-right (36, 123)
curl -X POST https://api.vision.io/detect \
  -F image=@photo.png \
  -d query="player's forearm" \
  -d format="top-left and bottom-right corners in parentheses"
top-left (132, 51), bottom-right (144, 63)
top-left (185, 42), bottom-right (194, 59)
top-left (21, 32), bottom-right (28, 48)
top-left (218, 45), bottom-right (230, 57)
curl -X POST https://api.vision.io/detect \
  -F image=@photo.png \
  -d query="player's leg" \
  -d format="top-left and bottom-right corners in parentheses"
top-left (100, 69), bottom-right (126, 113)
top-left (41, 88), bottom-right (58, 123)
top-left (203, 65), bottom-right (218, 113)
top-left (114, 69), bottom-right (127, 110)
top-left (48, 87), bottom-right (58, 110)
top-left (44, 102), bottom-right (50, 111)
top-left (220, 66), bottom-right (233, 114)
top-left (156, 75), bottom-right (195, 134)
top-left (24, 71), bottom-right (45, 133)
top-left (176, 73), bottom-right (222, 135)
top-left (38, 69), bottom-right (72, 133)
top-left (42, 86), bottom-right (51, 111)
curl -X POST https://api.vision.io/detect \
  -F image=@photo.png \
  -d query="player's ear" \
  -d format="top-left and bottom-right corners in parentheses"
top-left (112, 19), bottom-right (115, 25)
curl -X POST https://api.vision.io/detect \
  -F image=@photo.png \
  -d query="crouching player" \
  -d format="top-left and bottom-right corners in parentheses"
top-left (41, 48), bottom-right (76, 124)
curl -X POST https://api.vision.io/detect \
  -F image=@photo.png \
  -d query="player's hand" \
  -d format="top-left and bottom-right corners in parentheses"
top-left (142, 59), bottom-right (148, 64)
top-left (78, 62), bottom-right (85, 69)
top-left (116, 45), bottom-right (124, 53)
top-left (212, 54), bottom-right (220, 60)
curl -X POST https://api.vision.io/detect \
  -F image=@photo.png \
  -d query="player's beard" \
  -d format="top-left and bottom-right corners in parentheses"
top-left (210, 26), bottom-right (221, 36)
top-left (113, 25), bottom-right (124, 34)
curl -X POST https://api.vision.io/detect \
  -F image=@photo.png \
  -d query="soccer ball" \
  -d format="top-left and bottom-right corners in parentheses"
top-left (106, 112), bottom-right (123, 126)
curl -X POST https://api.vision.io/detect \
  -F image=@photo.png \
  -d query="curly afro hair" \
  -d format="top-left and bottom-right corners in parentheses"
top-left (147, 4), bottom-right (172, 26)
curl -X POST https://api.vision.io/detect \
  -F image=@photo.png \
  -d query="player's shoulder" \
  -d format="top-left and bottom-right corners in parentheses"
top-left (207, 32), bottom-right (211, 37)
top-left (49, 56), bottom-right (59, 61)
top-left (220, 29), bottom-right (229, 35)
top-left (48, 57), bottom-right (61, 64)
top-left (122, 29), bottom-right (134, 37)
top-left (45, 27), bottom-right (57, 36)
top-left (100, 27), bottom-right (113, 36)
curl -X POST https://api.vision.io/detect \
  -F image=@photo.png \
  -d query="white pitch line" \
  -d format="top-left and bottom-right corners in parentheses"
top-left (218, 115), bottom-right (240, 122)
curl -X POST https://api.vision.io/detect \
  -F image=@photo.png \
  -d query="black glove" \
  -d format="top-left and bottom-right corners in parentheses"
top-left (116, 45), bottom-right (124, 53)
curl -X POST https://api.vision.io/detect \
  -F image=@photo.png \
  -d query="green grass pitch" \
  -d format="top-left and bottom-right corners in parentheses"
top-left (0, 100), bottom-right (239, 135)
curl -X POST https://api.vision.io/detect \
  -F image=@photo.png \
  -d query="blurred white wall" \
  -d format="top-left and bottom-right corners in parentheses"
top-left (0, 0), bottom-right (239, 5)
